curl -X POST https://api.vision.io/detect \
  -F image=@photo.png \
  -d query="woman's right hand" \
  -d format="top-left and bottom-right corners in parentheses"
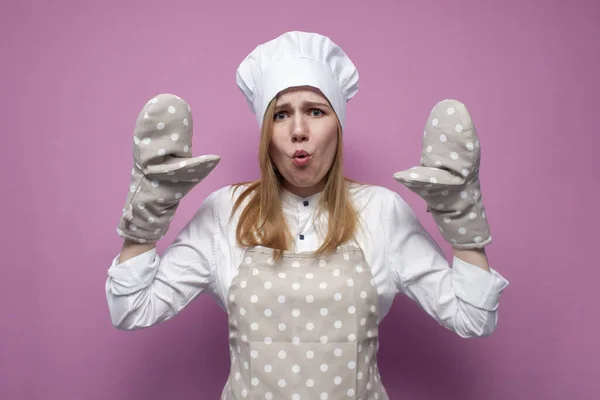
top-left (116, 93), bottom-right (221, 245)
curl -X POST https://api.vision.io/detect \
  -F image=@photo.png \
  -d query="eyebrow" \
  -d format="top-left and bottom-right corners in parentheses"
top-left (274, 101), bottom-right (331, 112)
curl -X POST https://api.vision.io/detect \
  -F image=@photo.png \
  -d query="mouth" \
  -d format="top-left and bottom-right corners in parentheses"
top-left (292, 150), bottom-right (311, 166)
top-left (293, 150), bottom-right (310, 158)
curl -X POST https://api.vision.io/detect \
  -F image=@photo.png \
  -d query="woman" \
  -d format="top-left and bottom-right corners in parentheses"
top-left (107, 31), bottom-right (509, 399)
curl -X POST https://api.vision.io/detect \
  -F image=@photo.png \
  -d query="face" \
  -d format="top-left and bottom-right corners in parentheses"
top-left (268, 86), bottom-right (339, 197)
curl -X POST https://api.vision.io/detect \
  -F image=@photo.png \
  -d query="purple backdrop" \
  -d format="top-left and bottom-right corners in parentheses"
top-left (2, 0), bottom-right (599, 399)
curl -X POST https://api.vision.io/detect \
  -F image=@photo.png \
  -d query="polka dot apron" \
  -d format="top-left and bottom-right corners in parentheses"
top-left (221, 245), bottom-right (389, 400)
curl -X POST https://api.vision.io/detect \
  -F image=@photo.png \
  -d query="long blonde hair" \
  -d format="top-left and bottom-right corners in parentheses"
top-left (230, 95), bottom-right (362, 260)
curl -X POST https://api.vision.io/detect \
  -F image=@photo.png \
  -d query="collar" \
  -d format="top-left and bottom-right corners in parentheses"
top-left (280, 187), bottom-right (323, 209)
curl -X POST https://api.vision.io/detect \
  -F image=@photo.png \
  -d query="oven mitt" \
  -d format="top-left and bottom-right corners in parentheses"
top-left (393, 99), bottom-right (492, 249)
top-left (116, 93), bottom-right (221, 244)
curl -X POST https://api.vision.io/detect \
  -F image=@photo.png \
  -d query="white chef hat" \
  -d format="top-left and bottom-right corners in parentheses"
top-left (235, 31), bottom-right (359, 131)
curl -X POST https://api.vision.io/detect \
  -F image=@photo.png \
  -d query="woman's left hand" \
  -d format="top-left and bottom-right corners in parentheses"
top-left (393, 99), bottom-right (492, 249)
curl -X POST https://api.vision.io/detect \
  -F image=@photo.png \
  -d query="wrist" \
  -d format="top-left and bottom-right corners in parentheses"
top-left (452, 247), bottom-right (490, 272)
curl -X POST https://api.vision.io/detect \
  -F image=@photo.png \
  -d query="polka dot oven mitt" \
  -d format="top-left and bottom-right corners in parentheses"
top-left (393, 99), bottom-right (492, 249)
top-left (117, 93), bottom-right (221, 244)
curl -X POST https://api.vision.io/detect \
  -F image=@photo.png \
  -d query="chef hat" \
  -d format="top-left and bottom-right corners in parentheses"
top-left (235, 31), bottom-right (359, 131)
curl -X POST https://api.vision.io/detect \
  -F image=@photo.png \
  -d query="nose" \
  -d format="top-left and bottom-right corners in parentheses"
top-left (291, 115), bottom-right (308, 143)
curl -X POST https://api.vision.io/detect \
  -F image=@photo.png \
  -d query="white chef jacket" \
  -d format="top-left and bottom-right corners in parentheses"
top-left (105, 183), bottom-right (509, 338)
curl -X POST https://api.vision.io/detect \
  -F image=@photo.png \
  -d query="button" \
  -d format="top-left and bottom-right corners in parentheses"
top-left (299, 234), bottom-right (305, 240)
top-left (303, 200), bottom-right (309, 206)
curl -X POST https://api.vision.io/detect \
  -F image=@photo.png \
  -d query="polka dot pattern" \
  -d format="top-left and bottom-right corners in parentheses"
top-left (117, 93), bottom-right (221, 244)
top-left (222, 246), bottom-right (387, 399)
top-left (392, 99), bottom-right (492, 249)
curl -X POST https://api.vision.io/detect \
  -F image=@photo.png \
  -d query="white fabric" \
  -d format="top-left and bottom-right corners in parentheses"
top-left (235, 31), bottom-right (359, 130)
top-left (105, 183), bottom-right (510, 338)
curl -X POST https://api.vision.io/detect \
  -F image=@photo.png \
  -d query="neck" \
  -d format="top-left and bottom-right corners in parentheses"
top-left (282, 179), bottom-right (326, 198)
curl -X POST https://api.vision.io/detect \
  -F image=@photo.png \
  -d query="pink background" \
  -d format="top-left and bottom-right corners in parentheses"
top-left (2, 0), bottom-right (599, 399)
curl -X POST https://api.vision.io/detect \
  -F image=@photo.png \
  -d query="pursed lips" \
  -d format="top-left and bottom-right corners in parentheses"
top-left (292, 150), bottom-right (310, 158)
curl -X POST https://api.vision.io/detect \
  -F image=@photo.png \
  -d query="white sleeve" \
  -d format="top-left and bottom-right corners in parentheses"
top-left (105, 191), bottom-right (219, 330)
top-left (384, 191), bottom-right (510, 338)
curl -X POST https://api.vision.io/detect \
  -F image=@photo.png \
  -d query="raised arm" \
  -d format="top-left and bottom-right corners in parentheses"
top-left (384, 191), bottom-right (509, 338)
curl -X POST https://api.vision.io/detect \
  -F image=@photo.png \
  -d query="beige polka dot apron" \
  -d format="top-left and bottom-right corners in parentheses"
top-left (221, 245), bottom-right (389, 400)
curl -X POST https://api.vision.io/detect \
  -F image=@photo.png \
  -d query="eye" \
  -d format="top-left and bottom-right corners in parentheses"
top-left (310, 109), bottom-right (325, 117)
top-left (274, 111), bottom-right (287, 121)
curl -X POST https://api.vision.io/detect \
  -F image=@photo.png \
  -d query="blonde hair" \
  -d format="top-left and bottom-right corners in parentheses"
top-left (230, 95), bottom-right (363, 261)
